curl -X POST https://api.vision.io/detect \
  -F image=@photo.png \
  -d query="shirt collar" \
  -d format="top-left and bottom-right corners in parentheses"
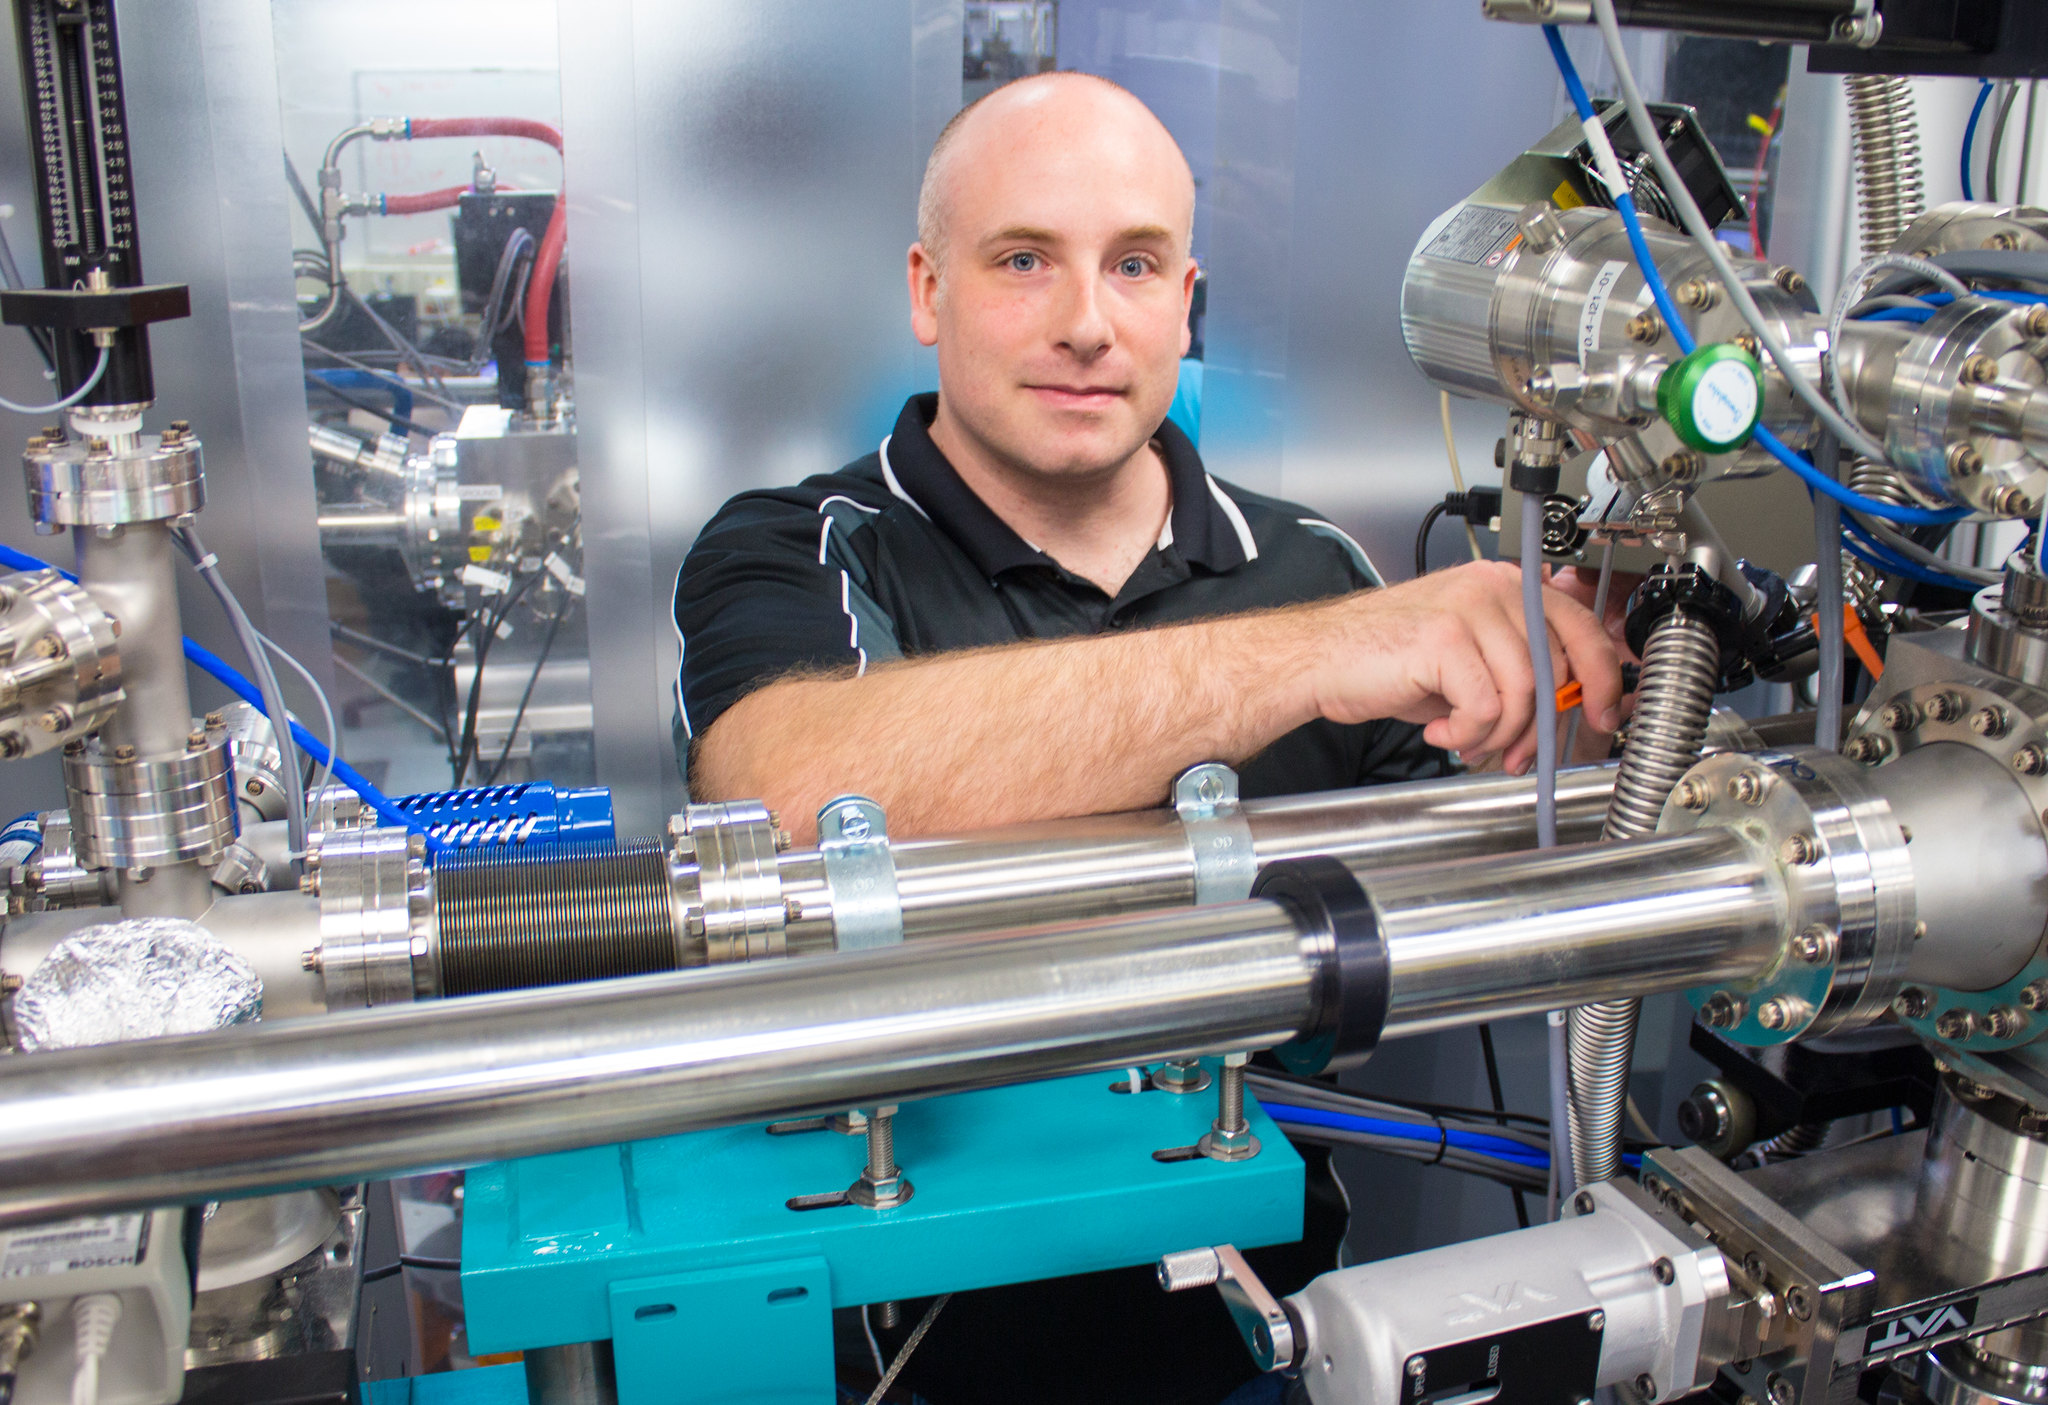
top-left (880, 392), bottom-right (1253, 581)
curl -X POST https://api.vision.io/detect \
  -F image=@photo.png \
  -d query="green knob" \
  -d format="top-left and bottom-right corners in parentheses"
top-left (1657, 342), bottom-right (1764, 454)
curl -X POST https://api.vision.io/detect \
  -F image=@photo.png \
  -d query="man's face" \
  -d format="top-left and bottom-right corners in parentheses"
top-left (909, 88), bottom-right (1197, 484)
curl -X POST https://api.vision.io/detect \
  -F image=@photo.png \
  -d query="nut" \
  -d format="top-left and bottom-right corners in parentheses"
top-left (1792, 926), bottom-right (1836, 965)
top-left (1895, 987), bottom-right (1933, 1019)
top-left (2023, 979), bottom-right (2048, 1012)
top-left (1573, 1190), bottom-right (1597, 1215)
top-left (1756, 996), bottom-right (1806, 1031)
top-left (1927, 692), bottom-right (1965, 723)
top-left (1406, 1357), bottom-right (1427, 1380)
top-left (111, 744), bottom-right (136, 762)
top-left (1675, 778), bottom-right (1711, 812)
top-left (1936, 1008), bottom-right (1977, 1040)
top-left (1844, 734), bottom-right (1892, 764)
top-left (33, 706), bottom-right (69, 733)
top-left (1729, 769), bottom-right (1770, 805)
top-left (1987, 231), bottom-right (2021, 251)
top-left (1778, 834), bottom-right (1819, 866)
top-left (1880, 701), bottom-right (1918, 732)
top-left (1700, 990), bottom-right (1748, 1029)
top-left (1734, 332), bottom-right (1761, 358)
top-left (1975, 706), bottom-right (2014, 738)
top-left (1965, 353), bottom-right (2002, 384)
top-left (1627, 310), bottom-right (1664, 344)
top-left (1996, 486), bottom-right (2037, 518)
top-left (1676, 278), bottom-right (1716, 310)
top-left (1773, 266), bottom-right (1808, 296)
top-left (2017, 744), bottom-right (2048, 776)
top-left (186, 730), bottom-right (207, 750)
top-left (1637, 1375), bottom-right (1658, 1401)
top-left (1661, 451), bottom-right (1705, 484)
top-left (1948, 444), bottom-right (1986, 478)
top-left (1651, 1257), bottom-right (1675, 1285)
top-left (1986, 1006), bottom-right (2026, 1038)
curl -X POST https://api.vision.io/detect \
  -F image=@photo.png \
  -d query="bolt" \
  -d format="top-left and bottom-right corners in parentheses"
top-left (246, 778), bottom-right (264, 796)
top-left (1587, 1310), bottom-right (1606, 1332)
top-left (1152, 1058), bottom-right (1210, 1094)
top-left (1987, 1006), bottom-right (2026, 1038)
top-left (1661, 450), bottom-right (1705, 484)
top-left (1792, 926), bottom-right (1836, 965)
top-left (1729, 769), bottom-right (1770, 805)
top-left (1219, 1055), bottom-right (1248, 1135)
top-left (408, 832), bottom-right (426, 859)
top-left (1844, 734), bottom-right (1892, 764)
top-left (1573, 1189), bottom-right (1597, 1215)
top-left (866, 1110), bottom-right (897, 1182)
top-left (876, 1301), bottom-right (901, 1329)
top-left (1957, 1077), bottom-right (1997, 1102)
top-left (1675, 778), bottom-right (1711, 812)
top-left (1773, 266), bottom-right (1808, 297)
top-left (1407, 1357), bottom-right (1427, 1380)
top-left (299, 872), bottom-right (320, 895)
top-left (1997, 486), bottom-right (2038, 518)
top-left (774, 828), bottom-right (793, 852)
top-left (1927, 692), bottom-right (1965, 723)
top-left (1987, 232), bottom-right (2021, 251)
top-left (1787, 1285), bottom-right (1814, 1320)
top-left (1676, 278), bottom-right (1716, 310)
top-left (301, 948), bottom-right (321, 972)
top-left (186, 729), bottom-right (206, 750)
top-left (1700, 990), bottom-right (1747, 1029)
top-left (111, 744), bottom-right (136, 762)
top-left (1757, 996), bottom-right (1804, 1031)
top-left (784, 897), bottom-right (804, 923)
top-left (2029, 305), bottom-right (2048, 339)
top-left (33, 706), bottom-right (68, 733)
top-left (1881, 701), bottom-right (1918, 732)
top-left (1965, 354), bottom-right (2002, 384)
top-left (1652, 1257), bottom-right (1675, 1285)
top-left (169, 420), bottom-right (191, 434)
top-left (32, 634), bottom-right (61, 659)
top-left (1767, 1375), bottom-right (1795, 1405)
top-left (1949, 443), bottom-right (1986, 478)
top-left (1936, 1008), bottom-right (1977, 1040)
top-left (1778, 834), bottom-right (1820, 866)
top-left (2024, 980), bottom-right (2048, 1011)
top-left (1735, 333), bottom-right (1761, 358)
top-left (2017, 744), bottom-right (2048, 776)
top-left (1637, 1375), bottom-right (1658, 1401)
top-left (1896, 987), bottom-right (1933, 1018)
top-left (61, 737), bottom-right (82, 756)
top-left (1627, 310), bottom-right (1664, 344)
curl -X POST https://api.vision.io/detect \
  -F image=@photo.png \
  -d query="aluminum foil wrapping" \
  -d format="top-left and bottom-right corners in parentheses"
top-left (14, 917), bottom-right (262, 1051)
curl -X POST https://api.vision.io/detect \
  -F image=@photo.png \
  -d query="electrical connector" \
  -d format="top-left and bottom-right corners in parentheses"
top-left (1443, 485), bottom-right (1503, 529)
top-left (0, 1302), bottom-right (40, 1405)
top-left (67, 1296), bottom-right (118, 1405)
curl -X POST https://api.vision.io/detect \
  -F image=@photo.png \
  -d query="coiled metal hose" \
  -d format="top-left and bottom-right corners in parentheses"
top-left (1569, 610), bottom-right (1722, 1184)
top-left (433, 840), bottom-right (678, 995)
top-left (1845, 74), bottom-right (1925, 258)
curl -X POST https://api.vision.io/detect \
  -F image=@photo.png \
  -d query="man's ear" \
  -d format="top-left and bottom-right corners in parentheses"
top-left (908, 242), bottom-right (941, 348)
top-left (1179, 258), bottom-right (1198, 358)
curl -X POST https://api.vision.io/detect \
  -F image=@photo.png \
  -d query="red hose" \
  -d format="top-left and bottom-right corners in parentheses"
top-left (523, 195), bottom-right (567, 367)
top-left (394, 116), bottom-right (568, 373)
top-left (380, 185), bottom-right (469, 216)
top-left (404, 115), bottom-right (562, 152)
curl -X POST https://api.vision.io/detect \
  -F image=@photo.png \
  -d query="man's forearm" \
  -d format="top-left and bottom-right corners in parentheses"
top-left (692, 607), bottom-right (1323, 840)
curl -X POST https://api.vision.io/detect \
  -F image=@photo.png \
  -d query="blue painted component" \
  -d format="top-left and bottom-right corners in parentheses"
top-left (462, 1069), bottom-right (1302, 1402)
top-left (611, 1256), bottom-right (832, 1405)
top-left (390, 783), bottom-right (614, 850)
top-left (363, 1362), bottom-right (526, 1405)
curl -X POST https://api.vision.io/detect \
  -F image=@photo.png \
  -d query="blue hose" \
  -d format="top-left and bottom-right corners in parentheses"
top-left (306, 367), bottom-right (415, 420)
top-left (1260, 1102), bottom-right (1550, 1166)
top-left (1964, 79), bottom-right (1994, 201)
top-left (0, 540), bottom-right (446, 853)
top-left (1542, 27), bottom-right (1970, 531)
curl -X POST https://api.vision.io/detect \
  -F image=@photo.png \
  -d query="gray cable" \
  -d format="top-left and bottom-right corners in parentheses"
top-left (2021, 81), bottom-right (2040, 206)
top-left (1988, 81), bottom-right (2022, 204)
top-left (1825, 254), bottom-right (1967, 418)
top-left (261, 629), bottom-right (337, 796)
top-left (174, 525), bottom-right (308, 859)
top-left (1854, 512), bottom-right (1999, 585)
top-left (1521, 493), bottom-right (1560, 849)
top-left (1587, 0), bottom-right (1894, 470)
top-left (1813, 435), bottom-right (1846, 750)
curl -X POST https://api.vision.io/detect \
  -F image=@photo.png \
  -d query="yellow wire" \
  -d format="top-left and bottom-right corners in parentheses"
top-left (1439, 390), bottom-right (1484, 561)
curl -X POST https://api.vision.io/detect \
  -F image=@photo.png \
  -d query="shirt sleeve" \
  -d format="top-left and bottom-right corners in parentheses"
top-left (672, 488), bottom-right (902, 756)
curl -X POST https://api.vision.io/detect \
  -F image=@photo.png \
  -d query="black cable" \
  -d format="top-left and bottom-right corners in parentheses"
top-left (1477, 1024), bottom-right (1531, 1227)
top-left (481, 601), bottom-right (571, 784)
top-left (361, 1254), bottom-right (462, 1284)
top-left (1989, 81), bottom-right (2024, 203)
top-left (1414, 501), bottom-right (1447, 579)
top-left (454, 572), bottom-right (543, 785)
top-left (1249, 1063), bottom-right (1551, 1129)
top-left (304, 375), bottom-right (429, 438)
top-left (283, 148), bottom-right (322, 234)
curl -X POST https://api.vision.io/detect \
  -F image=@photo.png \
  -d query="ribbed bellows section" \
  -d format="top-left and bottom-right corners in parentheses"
top-left (432, 840), bottom-right (677, 996)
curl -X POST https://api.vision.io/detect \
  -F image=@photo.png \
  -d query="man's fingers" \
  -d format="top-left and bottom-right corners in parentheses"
top-left (1469, 608), bottom-right (1539, 761)
top-left (1423, 634), bottom-right (1505, 757)
top-left (1542, 584), bottom-right (1625, 731)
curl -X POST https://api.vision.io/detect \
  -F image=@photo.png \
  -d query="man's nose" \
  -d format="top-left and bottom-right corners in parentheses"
top-left (1054, 270), bottom-right (1115, 360)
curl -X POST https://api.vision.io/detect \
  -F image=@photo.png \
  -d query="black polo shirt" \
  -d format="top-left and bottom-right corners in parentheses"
top-left (673, 392), bottom-right (1448, 795)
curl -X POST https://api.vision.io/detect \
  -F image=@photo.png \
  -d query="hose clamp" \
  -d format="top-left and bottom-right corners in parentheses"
top-left (1625, 563), bottom-right (1749, 682)
top-left (1256, 856), bottom-right (1386, 1074)
top-left (1174, 762), bottom-right (1257, 905)
top-left (817, 795), bottom-right (902, 952)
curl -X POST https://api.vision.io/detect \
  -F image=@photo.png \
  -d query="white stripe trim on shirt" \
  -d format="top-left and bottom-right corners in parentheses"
top-left (1205, 475), bottom-right (1260, 562)
top-left (1297, 516), bottom-right (1385, 586)
top-left (816, 494), bottom-right (880, 675)
top-left (877, 435), bottom-right (931, 521)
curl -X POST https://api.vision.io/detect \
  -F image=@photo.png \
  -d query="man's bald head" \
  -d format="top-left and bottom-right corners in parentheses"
top-left (916, 72), bottom-right (1196, 268)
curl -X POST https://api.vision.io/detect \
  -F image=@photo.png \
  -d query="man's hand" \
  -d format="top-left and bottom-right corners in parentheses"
top-left (1303, 561), bottom-right (1623, 775)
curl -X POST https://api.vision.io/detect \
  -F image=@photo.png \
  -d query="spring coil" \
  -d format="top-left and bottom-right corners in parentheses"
top-left (1844, 455), bottom-right (1919, 517)
top-left (1570, 610), bottom-right (1723, 1185)
top-left (1756, 1120), bottom-right (1831, 1159)
top-left (1845, 75), bottom-right (1925, 257)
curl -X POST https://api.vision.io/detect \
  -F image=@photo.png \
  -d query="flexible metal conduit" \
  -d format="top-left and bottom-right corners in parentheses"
top-left (1569, 610), bottom-right (1722, 1186)
top-left (0, 828), bottom-right (1781, 1227)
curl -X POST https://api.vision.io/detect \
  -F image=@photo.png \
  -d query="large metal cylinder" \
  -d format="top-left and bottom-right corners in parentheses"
top-left (0, 829), bottom-right (1790, 1226)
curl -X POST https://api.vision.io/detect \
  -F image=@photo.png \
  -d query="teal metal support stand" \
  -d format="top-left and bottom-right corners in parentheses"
top-left (459, 1066), bottom-right (1302, 1404)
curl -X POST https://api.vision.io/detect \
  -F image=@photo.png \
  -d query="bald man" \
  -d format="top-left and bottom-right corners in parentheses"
top-left (671, 74), bottom-right (1620, 1401)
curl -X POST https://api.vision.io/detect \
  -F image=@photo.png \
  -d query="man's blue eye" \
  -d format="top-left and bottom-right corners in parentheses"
top-left (1119, 258), bottom-right (1148, 277)
top-left (1008, 253), bottom-right (1038, 272)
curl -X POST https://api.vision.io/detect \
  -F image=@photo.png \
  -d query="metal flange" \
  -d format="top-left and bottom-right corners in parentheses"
top-left (1661, 748), bottom-right (1915, 1045)
top-left (61, 723), bottom-right (238, 872)
top-left (24, 428), bottom-right (204, 526)
top-left (1885, 299), bottom-right (2048, 517)
top-left (308, 827), bottom-right (436, 1009)
top-left (0, 567), bottom-right (123, 759)
top-left (667, 801), bottom-right (789, 964)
